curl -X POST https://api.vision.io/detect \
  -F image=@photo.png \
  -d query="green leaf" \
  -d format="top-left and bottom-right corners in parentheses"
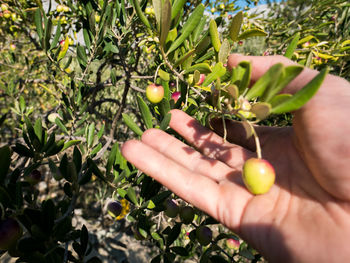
top-left (151, 232), bottom-right (164, 250)
top-left (160, 0), bottom-right (171, 47)
top-left (218, 39), bottom-right (230, 64)
top-left (90, 143), bottom-right (102, 156)
top-left (269, 94), bottom-right (293, 108)
top-left (158, 69), bottom-right (170, 81)
top-left (284, 33), bottom-right (300, 59)
top-left (106, 142), bottom-right (119, 176)
top-left (238, 28), bottom-right (267, 40)
top-left (97, 123), bottom-right (105, 140)
top-left (34, 8), bottom-right (43, 41)
top-left (87, 123), bottom-right (95, 148)
top-left (137, 95), bottom-right (153, 129)
top-left (83, 28), bottom-right (91, 50)
top-left (133, 0), bottom-right (151, 29)
top-left (0, 145), bottom-right (11, 183)
top-left (19, 96), bottom-right (26, 113)
top-left (192, 16), bottom-right (206, 43)
top-left (262, 65), bottom-right (304, 102)
top-left (44, 18), bottom-right (53, 51)
top-left (153, 0), bottom-right (161, 31)
top-left (171, 0), bottom-right (186, 20)
top-left (160, 113), bottom-right (171, 130)
top-left (237, 61), bottom-right (251, 93)
top-left (122, 113), bottom-right (143, 136)
top-left (183, 63), bottom-right (211, 74)
top-left (271, 68), bottom-right (328, 114)
top-left (50, 23), bottom-right (61, 50)
top-left (195, 35), bottom-right (211, 56)
top-left (55, 117), bottom-right (68, 134)
top-left (251, 102), bottom-right (271, 120)
top-left (245, 63), bottom-right (284, 100)
top-left (127, 187), bottom-right (138, 205)
top-left (209, 19), bottom-right (221, 52)
top-left (167, 4), bottom-right (205, 54)
top-left (77, 44), bottom-right (87, 67)
top-left (33, 118), bottom-right (42, 143)
top-left (202, 62), bottom-right (226, 87)
top-left (174, 49), bottom-right (196, 67)
top-left (87, 158), bottom-right (106, 182)
top-left (229, 11), bottom-right (243, 42)
top-left (62, 140), bottom-right (81, 151)
top-left (166, 28), bottom-right (177, 43)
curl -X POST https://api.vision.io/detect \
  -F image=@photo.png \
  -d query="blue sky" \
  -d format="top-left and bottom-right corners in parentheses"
top-left (235, 0), bottom-right (282, 8)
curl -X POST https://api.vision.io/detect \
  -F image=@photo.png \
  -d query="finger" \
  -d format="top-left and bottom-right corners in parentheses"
top-left (227, 54), bottom-right (318, 94)
top-left (209, 118), bottom-right (287, 152)
top-left (141, 128), bottom-right (238, 182)
top-left (169, 109), bottom-right (254, 169)
top-left (121, 139), bottom-right (252, 229)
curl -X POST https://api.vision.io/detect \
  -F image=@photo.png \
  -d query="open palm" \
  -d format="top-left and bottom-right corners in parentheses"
top-left (122, 55), bottom-right (350, 263)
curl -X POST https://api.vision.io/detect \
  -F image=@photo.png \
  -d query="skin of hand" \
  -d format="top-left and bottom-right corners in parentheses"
top-left (121, 54), bottom-right (350, 263)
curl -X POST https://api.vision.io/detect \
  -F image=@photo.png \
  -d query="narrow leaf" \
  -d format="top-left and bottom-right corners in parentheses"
top-left (160, 113), bottom-right (171, 130)
top-left (229, 11), bottom-right (243, 41)
top-left (153, 0), bottom-right (161, 30)
top-left (270, 94), bottom-right (293, 108)
top-left (237, 61), bottom-right (251, 93)
top-left (34, 8), bottom-right (43, 41)
top-left (160, 0), bottom-right (171, 47)
top-left (87, 123), bottom-right (95, 148)
top-left (133, 0), bottom-right (151, 29)
top-left (62, 140), bottom-right (81, 151)
top-left (271, 68), bottom-right (328, 114)
top-left (263, 65), bottom-right (304, 102)
top-left (183, 63), bottom-right (211, 74)
top-left (50, 23), bottom-right (61, 50)
top-left (77, 45), bottom-right (88, 67)
top-left (44, 18), bottom-right (53, 51)
top-left (209, 19), bottom-right (221, 52)
top-left (127, 187), bottom-right (138, 205)
top-left (238, 29), bottom-right (267, 40)
top-left (171, 0), bottom-right (186, 20)
top-left (55, 118), bottom-right (68, 134)
top-left (202, 62), bottom-right (226, 87)
top-left (245, 63), bottom-right (284, 100)
top-left (137, 95), bottom-right (153, 129)
top-left (83, 28), bottom-right (91, 50)
top-left (33, 118), bottom-right (42, 143)
top-left (285, 33), bottom-right (300, 59)
top-left (122, 113), bottom-right (143, 136)
top-left (218, 39), bottom-right (230, 64)
top-left (106, 142), bottom-right (119, 175)
top-left (192, 16), bottom-right (206, 43)
top-left (167, 4), bottom-right (205, 54)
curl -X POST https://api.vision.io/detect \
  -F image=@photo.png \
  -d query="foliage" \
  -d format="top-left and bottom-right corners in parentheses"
top-left (0, 0), bottom-right (346, 262)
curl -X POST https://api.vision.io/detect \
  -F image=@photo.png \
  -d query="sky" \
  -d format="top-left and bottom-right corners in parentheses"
top-left (235, 0), bottom-right (283, 9)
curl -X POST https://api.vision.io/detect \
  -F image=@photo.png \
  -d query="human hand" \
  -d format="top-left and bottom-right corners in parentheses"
top-left (121, 54), bottom-right (350, 263)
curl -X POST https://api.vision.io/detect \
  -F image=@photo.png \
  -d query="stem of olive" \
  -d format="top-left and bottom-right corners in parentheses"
top-left (237, 113), bottom-right (262, 159)
top-left (222, 114), bottom-right (227, 142)
top-left (248, 121), bottom-right (262, 159)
